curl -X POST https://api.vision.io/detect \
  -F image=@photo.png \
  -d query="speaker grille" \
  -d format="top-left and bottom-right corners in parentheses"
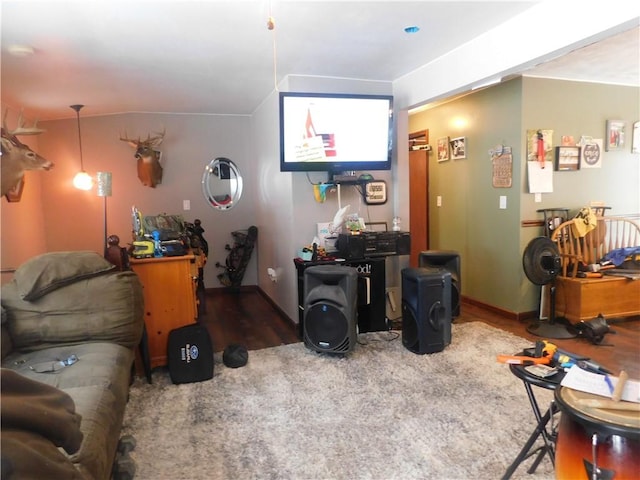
top-left (304, 302), bottom-right (351, 353)
top-left (303, 265), bottom-right (358, 354)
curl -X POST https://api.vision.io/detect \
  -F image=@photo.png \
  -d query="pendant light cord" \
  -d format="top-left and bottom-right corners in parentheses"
top-left (71, 104), bottom-right (85, 171)
top-left (267, 0), bottom-right (278, 92)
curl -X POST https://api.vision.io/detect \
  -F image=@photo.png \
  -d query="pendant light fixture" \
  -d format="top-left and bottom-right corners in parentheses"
top-left (70, 104), bottom-right (93, 190)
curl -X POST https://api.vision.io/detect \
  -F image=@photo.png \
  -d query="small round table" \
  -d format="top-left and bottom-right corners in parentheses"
top-left (502, 357), bottom-right (565, 480)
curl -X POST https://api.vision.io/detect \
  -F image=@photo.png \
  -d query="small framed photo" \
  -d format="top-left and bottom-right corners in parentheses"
top-left (632, 121), bottom-right (639, 154)
top-left (449, 136), bottom-right (466, 159)
top-left (437, 137), bottom-right (450, 162)
top-left (605, 119), bottom-right (625, 151)
top-left (580, 139), bottom-right (603, 169)
top-left (555, 146), bottom-right (581, 171)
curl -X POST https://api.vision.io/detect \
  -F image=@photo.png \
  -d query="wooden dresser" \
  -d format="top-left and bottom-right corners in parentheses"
top-left (130, 254), bottom-right (198, 369)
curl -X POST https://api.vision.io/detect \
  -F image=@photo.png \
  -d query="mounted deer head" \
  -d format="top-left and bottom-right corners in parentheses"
top-left (120, 130), bottom-right (165, 188)
top-left (1, 110), bottom-right (53, 197)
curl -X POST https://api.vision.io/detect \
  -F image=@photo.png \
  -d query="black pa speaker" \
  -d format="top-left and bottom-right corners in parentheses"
top-left (419, 250), bottom-right (461, 318)
top-left (167, 323), bottom-right (213, 384)
top-left (401, 267), bottom-right (452, 354)
top-left (303, 265), bottom-right (358, 354)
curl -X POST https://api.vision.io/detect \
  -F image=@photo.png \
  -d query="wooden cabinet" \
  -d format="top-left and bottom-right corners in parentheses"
top-left (553, 276), bottom-right (640, 323)
top-left (130, 255), bottom-right (198, 369)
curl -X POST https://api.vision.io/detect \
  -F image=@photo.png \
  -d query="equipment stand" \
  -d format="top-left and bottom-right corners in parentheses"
top-left (502, 359), bottom-right (563, 479)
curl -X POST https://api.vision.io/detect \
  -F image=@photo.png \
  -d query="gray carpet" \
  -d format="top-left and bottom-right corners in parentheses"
top-left (122, 322), bottom-right (555, 479)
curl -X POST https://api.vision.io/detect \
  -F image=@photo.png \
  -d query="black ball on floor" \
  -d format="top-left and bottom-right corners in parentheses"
top-left (223, 344), bottom-right (248, 368)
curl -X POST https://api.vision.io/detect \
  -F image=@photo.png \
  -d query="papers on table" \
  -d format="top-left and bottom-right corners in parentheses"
top-left (561, 365), bottom-right (640, 403)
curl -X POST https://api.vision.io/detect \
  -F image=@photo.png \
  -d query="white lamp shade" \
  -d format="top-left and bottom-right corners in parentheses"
top-left (96, 171), bottom-right (112, 197)
top-left (73, 171), bottom-right (93, 190)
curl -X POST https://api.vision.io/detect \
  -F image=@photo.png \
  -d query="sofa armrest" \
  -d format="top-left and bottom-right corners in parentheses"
top-left (1, 271), bottom-right (144, 352)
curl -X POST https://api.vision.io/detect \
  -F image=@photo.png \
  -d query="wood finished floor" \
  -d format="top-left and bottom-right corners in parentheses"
top-left (199, 288), bottom-right (640, 379)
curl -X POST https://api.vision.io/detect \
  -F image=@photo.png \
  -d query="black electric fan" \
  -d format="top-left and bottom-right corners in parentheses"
top-left (522, 237), bottom-right (576, 339)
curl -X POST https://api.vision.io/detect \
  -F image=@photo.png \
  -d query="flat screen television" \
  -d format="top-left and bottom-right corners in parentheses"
top-left (279, 91), bottom-right (394, 174)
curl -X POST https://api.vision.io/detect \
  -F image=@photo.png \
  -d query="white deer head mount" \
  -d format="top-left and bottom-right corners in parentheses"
top-left (119, 129), bottom-right (165, 188)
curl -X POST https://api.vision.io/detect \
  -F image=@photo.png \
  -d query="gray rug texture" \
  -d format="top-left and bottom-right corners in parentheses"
top-left (122, 322), bottom-right (555, 479)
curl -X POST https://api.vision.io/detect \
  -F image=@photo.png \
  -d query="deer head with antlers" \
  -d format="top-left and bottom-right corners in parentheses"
top-left (1, 110), bottom-right (53, 197)
top-left (120, 130), bottom-right (165, 188)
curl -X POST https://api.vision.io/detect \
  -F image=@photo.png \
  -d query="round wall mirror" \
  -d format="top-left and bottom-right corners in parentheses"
top-left (202, 157), bottom-right (243, 210)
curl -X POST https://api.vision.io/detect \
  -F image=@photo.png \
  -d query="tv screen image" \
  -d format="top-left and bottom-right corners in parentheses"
top-left (279, 92), bottom-right (393, 173)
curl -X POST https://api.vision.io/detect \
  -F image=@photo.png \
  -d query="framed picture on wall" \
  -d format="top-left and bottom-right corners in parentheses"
top-left (580, 139), bottom-right (603, 169)
top-left (449, 136), bottom-right (466, 159)
top-left (437, 137), bottom-right (450, 162)
top-left (555, 146), bottom-right (581, 171)
top-left (632, 121), bottom-right (639, 154)
top-left (605, 119), bottom-right (625, 151)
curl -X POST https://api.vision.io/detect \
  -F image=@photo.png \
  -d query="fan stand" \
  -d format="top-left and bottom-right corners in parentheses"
top-left (526, 282), bottom-right (576, 339)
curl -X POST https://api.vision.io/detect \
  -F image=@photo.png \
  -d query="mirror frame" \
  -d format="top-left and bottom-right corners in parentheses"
top-left (201, 157), bottom-right (243, 210)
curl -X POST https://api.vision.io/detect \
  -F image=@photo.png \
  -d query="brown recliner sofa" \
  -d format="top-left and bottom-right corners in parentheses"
top-left (1, 251), bottom-right (144, 479)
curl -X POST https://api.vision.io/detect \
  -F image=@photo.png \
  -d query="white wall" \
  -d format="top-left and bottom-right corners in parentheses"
top-left (252, 87), bottom-right (297, 320)
top-left (252, 76), bottom-right (396, 323)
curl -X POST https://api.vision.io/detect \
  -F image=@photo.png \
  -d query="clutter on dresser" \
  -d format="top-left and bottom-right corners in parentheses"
top-left (129, 206), bottom-right (204, 259)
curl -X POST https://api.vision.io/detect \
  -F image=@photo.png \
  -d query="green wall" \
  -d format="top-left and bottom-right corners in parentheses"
top-left (410, 78), bottom-right (523, 312)
top-left (410, 77), bottom-right (640, 315)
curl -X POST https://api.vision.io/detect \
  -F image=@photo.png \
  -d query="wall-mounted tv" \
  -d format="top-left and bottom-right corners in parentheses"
top-left (279, 92), bottom-right (394, 173)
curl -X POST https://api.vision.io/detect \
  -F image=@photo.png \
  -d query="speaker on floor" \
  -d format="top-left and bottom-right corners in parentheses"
top-left (401, 267), bottom-right (452, 354)
top-left (303, 265), bottom-right (358, 354)
top-left (418, 250), bottom-right (461, 318)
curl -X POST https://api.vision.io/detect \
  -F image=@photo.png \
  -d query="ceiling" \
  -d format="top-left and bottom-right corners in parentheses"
top-left (1, 1), bottom-right (638, 122)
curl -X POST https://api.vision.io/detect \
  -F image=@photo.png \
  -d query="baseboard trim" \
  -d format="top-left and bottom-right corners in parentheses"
top-left (255, 287), bottom-right (297, 328)
top-left (204, 288), bottom-right (535, 325)
top-left (205, 286), bottom-right (256, 294)
top-left (461, 295), bottom-right (537, 322)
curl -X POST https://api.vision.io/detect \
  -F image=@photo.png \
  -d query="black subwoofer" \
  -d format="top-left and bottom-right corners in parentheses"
top-left (418, 250), bottom-right (461, 317)
top-left (303, 265), bottom-right (358, 354)
top-left (401, 267), bottom-right (452, 354)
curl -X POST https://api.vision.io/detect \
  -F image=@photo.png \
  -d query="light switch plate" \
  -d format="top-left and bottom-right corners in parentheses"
top-left (364, 180), bottom-right (387, 205)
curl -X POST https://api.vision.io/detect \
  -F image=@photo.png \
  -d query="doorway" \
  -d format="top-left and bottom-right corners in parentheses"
top-left (408, 130), bottom-right (430, 267)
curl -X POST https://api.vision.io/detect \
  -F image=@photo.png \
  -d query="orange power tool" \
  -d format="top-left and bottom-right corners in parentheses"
top-left (496, 354), bottom-right (551, 366)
